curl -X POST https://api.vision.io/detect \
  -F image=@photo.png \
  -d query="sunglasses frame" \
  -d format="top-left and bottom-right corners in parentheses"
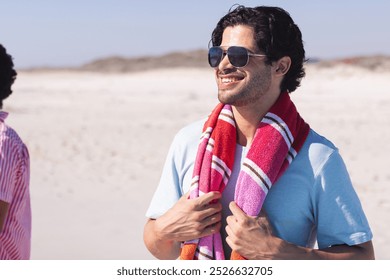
top-left (208, 46), bottom-right (266, 68)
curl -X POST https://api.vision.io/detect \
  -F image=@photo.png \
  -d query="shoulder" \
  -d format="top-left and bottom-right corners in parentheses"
top-left (165, 119), bottom-right (204, 181)
top-left (305, 129), bottom-right (338, 156)
top-left (0, 117), bottom-right (29, 162)
top-left (297, 129), bottom-right (342, 176)
top-left (0, 123), bottom-right (25, 147)
top-left (173, 119), bottom-right (204, 142)
top-left (170, 119), bottom-right (204, 153)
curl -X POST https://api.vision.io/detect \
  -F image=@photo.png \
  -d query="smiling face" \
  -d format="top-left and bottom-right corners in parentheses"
top-left (215, 25), bottom-right (273, 108)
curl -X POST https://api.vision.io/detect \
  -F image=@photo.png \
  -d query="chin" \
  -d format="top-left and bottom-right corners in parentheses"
top-left (218, 89), bottom-right (245, 105)
top-left (218, 94), bottom-right (234, 105)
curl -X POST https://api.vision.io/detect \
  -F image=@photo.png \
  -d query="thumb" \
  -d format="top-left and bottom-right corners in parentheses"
top-left (229, 201), bottom-right (247, 221)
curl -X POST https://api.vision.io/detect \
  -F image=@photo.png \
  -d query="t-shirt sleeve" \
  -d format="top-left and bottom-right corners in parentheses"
top-left (314, 151), bottom-right (373, 248)
top-left (145, 121), bottom-right (202, 219)
top-left (145, 137), bottom-right (183, 219)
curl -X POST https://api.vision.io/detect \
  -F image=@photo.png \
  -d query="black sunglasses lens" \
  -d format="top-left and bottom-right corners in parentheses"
top-left (228, 46), bottom-right (248, 67)
top-left (208, 46), bottom-right (249, 67)
top-left (208, 47), bottom-right (222, 67)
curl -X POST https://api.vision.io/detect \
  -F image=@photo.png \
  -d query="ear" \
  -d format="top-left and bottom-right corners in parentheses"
top-left (274, 56), bottom-right (291, 76)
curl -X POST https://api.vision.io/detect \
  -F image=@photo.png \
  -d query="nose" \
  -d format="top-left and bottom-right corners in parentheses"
top-left (217, 52), bottom-right (234, 71)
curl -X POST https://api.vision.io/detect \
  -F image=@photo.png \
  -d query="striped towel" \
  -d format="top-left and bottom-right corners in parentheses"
top-left (179, 92), bottom-right (310, 260)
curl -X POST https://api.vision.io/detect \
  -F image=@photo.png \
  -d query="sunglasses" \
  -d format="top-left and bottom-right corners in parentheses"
top-left (208, 46), bottom-right (266, 68)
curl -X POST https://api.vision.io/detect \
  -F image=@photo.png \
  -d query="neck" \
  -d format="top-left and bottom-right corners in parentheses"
top-left (232, 92), bottom-right (281, 147)
top-left (232, 107), bottom-right (262, 147)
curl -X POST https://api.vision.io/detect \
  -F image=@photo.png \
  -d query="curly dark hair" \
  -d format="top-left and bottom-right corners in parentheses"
top-left (211, 5), bottom-right (306, 93)
top-left (0, 44), bottom-right (17, 109)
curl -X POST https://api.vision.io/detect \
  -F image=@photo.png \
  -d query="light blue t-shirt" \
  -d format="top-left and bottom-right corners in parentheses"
top-left (146, 120), bottom-right (372, 256)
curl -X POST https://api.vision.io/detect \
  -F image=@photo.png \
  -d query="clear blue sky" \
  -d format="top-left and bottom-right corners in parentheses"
top-left (1, 0), bottom-right (389, 68)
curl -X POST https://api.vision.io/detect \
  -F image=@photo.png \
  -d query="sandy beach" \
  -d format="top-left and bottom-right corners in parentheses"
top-left (5, 62), bottom-right (390, 259)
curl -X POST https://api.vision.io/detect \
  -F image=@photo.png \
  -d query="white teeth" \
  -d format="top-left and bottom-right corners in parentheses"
top-left (222, 77), bottom-right (239, 83)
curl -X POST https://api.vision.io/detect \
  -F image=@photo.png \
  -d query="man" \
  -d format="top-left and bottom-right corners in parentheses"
top-left (0, 44), bottom-right (31, 259)
top-left (144, 6), bottom-right (374, 260)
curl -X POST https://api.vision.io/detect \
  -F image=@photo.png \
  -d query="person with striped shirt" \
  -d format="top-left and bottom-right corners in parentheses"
top-left (0, 44), bottom-right (31, 260)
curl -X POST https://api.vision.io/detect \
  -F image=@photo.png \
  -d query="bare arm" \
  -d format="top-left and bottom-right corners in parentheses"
top-left (0, 200), bottom-right (10, 233)
top-left (144, 219), bottom-right (181, 260)
top-left (226, 202), bottom-right (375, 260)
top-left (143, 191), bottom-right (222, 259)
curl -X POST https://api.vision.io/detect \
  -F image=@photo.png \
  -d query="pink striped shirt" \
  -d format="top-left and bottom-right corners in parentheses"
top-left (0, 111), bottom-right (31, 260)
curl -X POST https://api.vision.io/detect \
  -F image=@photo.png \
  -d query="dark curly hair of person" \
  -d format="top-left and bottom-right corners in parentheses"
top-left (211, 5), bottom-right (306, 93)
top-left (0, 44), bottom-right (17, 109)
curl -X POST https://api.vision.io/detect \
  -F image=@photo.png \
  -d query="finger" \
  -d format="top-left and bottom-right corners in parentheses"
top-left (179, 189), bottom-right (214, 202)
top-left (202, 212), bottom-right (222, 228)
top-left (225, 224), bottom-right (234, 237)
top-left (225, 215), bottom-right (242, 236)
top-left (199, 221), bottom-right (221, 238)
top-left (229, 201), bottom-right (247, 221)
top-left (225, 232), bottom-right (237, 252)
top-left (197, 191), bottom-right (221, 207)
top-left (225, 235), bottom-right (234, 251)
top-left (198, 201), bottom-right (222, 220)
top-left (225, 214), bottom-right (235, 226)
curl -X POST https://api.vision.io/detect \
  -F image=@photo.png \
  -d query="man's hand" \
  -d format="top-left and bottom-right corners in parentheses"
top-left (144, 191), bottom-right (222, 259)
top-left (225, 201), bottom-right (375, 260)
top-left (154, 191), bottom-right (222, 243)
top-left (226, 201), bottom-right (284, 260)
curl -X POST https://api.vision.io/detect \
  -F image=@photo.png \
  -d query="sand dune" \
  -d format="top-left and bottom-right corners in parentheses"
top-left (5, 61), bottom-right (390, 259)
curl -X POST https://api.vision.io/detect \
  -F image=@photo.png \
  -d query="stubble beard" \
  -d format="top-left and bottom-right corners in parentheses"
top-left (217, 68), bottom-right (272, 107)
